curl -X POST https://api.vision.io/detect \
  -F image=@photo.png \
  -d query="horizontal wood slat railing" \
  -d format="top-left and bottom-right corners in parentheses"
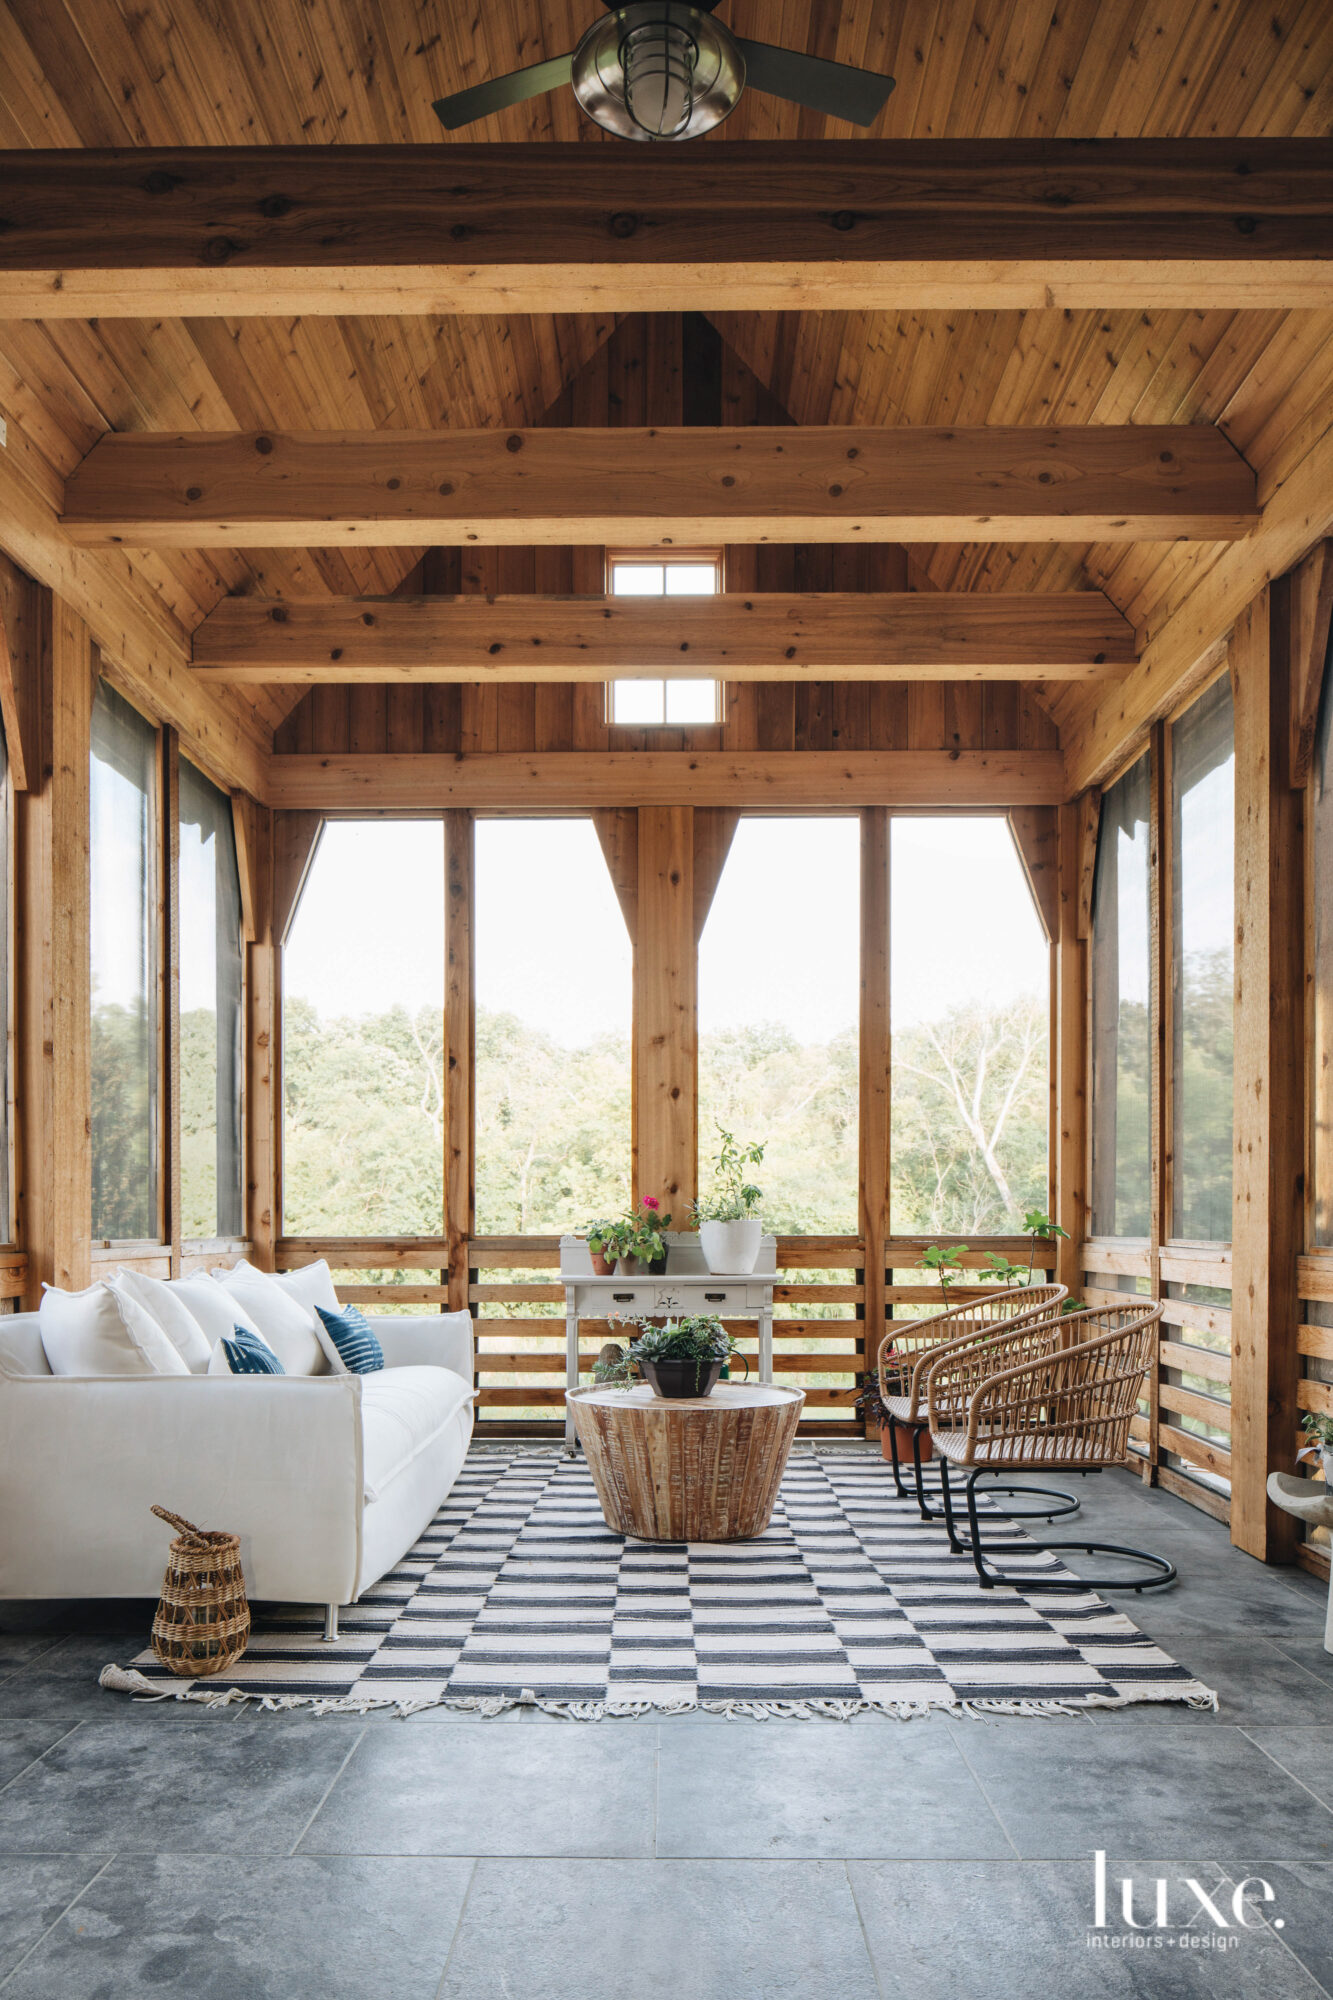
top-left (1080, 1238), bottom-right (1233, 1527)
top-left (0, 1249), bottom-right (27, 1305)
top-left (275, 1233), bottom-right (1067, 1436)
top-left (1294, 1253), bottom-right (1333, 1586)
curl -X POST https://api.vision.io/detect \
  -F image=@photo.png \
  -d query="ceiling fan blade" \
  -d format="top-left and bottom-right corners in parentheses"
top-left (733, 39), bottom-right (894, 126)
top-left (432, 54), bottom-right (574, 131)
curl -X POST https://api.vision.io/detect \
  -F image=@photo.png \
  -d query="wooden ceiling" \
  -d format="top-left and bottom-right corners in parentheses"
top-left (2, 0), bottom-right (1332, 756)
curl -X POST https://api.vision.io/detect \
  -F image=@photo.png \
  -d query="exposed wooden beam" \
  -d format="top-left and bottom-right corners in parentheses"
top-left (191, 590), bottom-right (1139, 681)
top-left (1288, 540), bottom-right (1333, 787)
top-left (264, 749), bottom-right (1067, 812)
top-left (636, 808), bottom-right (696, 1212)
top-left (0, 413), bottom-right (269, 798)
top-left (3, 142), bottom-right (1333, 316)
top-left (1066, 407), bottom-right (1333, 794)
top-left (444, 810), bottom-right (475, 1318)
top-left (64, 427), bottom-right (1256, 549)
top-left (1007, 807), bottom-right (1059, 943)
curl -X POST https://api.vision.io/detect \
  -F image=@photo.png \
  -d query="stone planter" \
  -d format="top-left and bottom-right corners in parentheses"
top-left (699, 1218), bottom-right (762, 1274)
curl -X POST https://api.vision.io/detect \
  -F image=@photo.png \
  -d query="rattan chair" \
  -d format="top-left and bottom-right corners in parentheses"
top-left (876, 1283), bottom-right (1068, 1520)
top-left (924, 1301), bottom-right (1173, 1593)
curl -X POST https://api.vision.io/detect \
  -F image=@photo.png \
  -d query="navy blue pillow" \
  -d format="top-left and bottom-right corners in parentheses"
top-left (222, 1325), bottom-right (285, 1375)
top-left (316, 1303), bottom-right (384, 1374)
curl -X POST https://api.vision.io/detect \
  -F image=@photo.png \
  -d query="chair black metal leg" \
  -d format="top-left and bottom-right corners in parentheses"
top-left (909, 1423), bottom-right (934, 1521)
top-left (963, 1470), bottom-right (1177, 1593)
top-left (937, 1456), bottom-right (966, 1554)
top-left (885, 1415), bottom-right (910, 1501)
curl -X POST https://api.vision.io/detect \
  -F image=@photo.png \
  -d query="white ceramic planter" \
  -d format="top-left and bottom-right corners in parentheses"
top-left (699, 1217), bottom-right (763, 1274)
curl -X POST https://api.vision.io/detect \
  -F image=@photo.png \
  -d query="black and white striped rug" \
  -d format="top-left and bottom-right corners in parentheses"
top-left (108, 1446), bottom-right (1216, 1719)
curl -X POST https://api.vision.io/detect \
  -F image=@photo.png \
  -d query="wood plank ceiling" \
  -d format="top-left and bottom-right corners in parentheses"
top-left (1, 0), bottom-right (1332, 756)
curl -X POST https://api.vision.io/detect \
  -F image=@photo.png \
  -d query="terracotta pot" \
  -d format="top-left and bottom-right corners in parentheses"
top-left (880, 1421), bottom-right (933, 1464)
top-left (589, 1250), bottom-right (615, 1277)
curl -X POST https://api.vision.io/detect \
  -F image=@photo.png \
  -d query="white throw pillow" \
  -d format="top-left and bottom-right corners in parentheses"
top-left (274, 1259), bottom-right (341, 1319)
top-left (166, 1274), bottom-right (266, 1353)
top-left (39, 1282), bottom-right (190, 1377)
top-left (211, 1262), bottom-right (328, 1376)
top-left (109, 1269), bottom-right (212, 1374)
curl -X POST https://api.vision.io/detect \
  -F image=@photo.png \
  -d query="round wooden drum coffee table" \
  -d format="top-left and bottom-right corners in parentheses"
top-left (566, 1382), bottom-right (805, 1542)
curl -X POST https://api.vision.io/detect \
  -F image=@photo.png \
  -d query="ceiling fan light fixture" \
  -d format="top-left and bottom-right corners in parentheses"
top-left (621, 14), bottom-right (697, 137)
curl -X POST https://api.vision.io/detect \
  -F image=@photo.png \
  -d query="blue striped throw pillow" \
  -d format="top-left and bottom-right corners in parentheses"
top-left (221, 1325), bottom-right (285, 1375)
top-left (316, 1303), bottom-right (384, 1374)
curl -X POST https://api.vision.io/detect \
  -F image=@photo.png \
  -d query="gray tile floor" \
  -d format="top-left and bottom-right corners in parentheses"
top-left (1, 1463), bottom-right (1332, 1997)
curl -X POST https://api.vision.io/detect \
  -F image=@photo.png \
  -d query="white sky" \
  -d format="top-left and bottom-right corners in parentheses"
top-left (283, 813), bottom-right (1049, 1048)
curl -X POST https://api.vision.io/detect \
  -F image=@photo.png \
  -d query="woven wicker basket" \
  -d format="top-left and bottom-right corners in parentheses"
top-left (149, 1505), bottom-right (250, 1679)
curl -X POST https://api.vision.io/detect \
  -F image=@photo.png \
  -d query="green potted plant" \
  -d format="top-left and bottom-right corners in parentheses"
top-left (628, 1196), bottom-right (672, 1274)
top-left (629, 1315), bottom-right (745, 1399)
top-left (585, 1219), bottom-right (618, 1278)
top-left (844, 1362), bottom-right (934, 1464)
top-left (692, 1126), bottom-right (766, 1274)
top-left (919, 1242), bottom-right (969, 1305)
top-left (1300, 1413), bottom-right (1333, 1486)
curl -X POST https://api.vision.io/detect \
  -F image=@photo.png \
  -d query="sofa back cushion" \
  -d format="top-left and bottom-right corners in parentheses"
top-left (275, 1259), bottom-right (341, 1319)
top-left (166, 1275), bottom-right (265, 1353)
top-left (110, 1269), bottom-right (212, 1374)
top-left (212, 1262), bottom-right (328, 1376)
top-left (0, 1314), bottom-right (52, 1377)
top-left (39, 1283), bottom-right (190, 1377)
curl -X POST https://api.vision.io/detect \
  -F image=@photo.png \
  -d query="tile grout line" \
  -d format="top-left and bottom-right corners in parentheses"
top-left (0, 1854), bottom-right (115, 1994)
top-left (941, 1721), bottom-right (1024, 1861)
top-left (0, 1636), bottom-right (74, 1694)
top-left (1235, 1727), bottom-right (1333, 1820)
top-left (842, 1860), bottom-right (888, 2000)
top-left (1210, 1862), bottom-right (1333, 2000)
top-left (285, 1725), bottom-right (371, 1857)
top-left (0, 1721), bottom-right (84, 1801)
top-left (431, 1858), bottom-right (480, 2000)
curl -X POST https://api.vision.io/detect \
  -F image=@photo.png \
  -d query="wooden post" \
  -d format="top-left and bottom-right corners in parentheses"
top-left (1146, 722), bottom-right (1169, 1484)
top-left (1231, 584), bottom-right (1305, 1562)
top-left (444, 809), bottom-right (474, 1314)
top-left (1054, 802), bottom-right (1088, 1294)
top-left (162, 730), bottom-right (181, 1273)
top-left (635, 806), bottom-right (696, 1212)
top-left (860, 809), bottom-right (891, 1427)
top-left (15, 590), bottom-right (93, 1301)
top-left (241, 802), bottom-right (277, 1267)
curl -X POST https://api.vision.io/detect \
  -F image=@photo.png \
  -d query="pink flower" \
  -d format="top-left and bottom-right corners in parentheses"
top-left (642, 1196), bottom-right (659, 1210)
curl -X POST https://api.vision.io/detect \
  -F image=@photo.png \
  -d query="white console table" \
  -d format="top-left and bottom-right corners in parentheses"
top-left (558, 1232), bottom-right (779, 1449)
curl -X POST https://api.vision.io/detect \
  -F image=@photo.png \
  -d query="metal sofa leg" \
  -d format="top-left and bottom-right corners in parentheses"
top-left (323, 1604), bottom-right (339, 1643)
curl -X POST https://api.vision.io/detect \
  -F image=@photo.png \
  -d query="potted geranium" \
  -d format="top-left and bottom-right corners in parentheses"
top-left (629, 1315), bottom-right (746, 1399)
top-left (692, 1126), bottom-right (766, 1274)
top-left (630, 1196), bottom-right (672, 1275)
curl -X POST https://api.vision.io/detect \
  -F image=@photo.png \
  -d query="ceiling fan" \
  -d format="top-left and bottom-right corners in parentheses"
top-left (432, 3), bottom-right (895, 142)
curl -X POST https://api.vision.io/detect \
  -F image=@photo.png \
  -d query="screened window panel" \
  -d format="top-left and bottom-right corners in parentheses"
top-left (1170, 675), bottom-right (1234, 1242)
top-left (1090, 754), bottom-right (1152, 1238)
top-left (283, 822), bottom-right (444, 1236)
top-left (889, 817), bottom-right (1049, 1235)
top-left (474, 819), bottom-right (632, 1233)
top-left (699, 818), bottom-right (859, 1234)
top-left (178, 759), bottom-right (244, 1239)
top-left (90, 683), bottom-right (159, 1241)
top-left (0, 723), bottom-right (10, 1243)
top-left (1313, 669), bottom-right (1333, 1244)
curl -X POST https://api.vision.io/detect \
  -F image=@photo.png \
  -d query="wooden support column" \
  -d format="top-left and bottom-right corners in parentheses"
top-left (1054, 802), bottom-right (1088, 1294)
top-left (860, 810), bottom-right (891, 1430)
top-left (15, 590), bottom-right (94, 1301)
top-left (635, 807), bottom-right (696, 1212)
top-left (1146, 723), bottom-right (1170, 1484)
top-left (444, 810), bottom-right (474, 1315)
top-left (1231, 584), bottom-right (1305, 1562)
top-left (238, 800), bottom-right (277, 1267)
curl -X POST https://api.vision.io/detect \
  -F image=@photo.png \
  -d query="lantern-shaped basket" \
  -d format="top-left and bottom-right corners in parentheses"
top-left (149, 1504), bottom-right (250, 1679)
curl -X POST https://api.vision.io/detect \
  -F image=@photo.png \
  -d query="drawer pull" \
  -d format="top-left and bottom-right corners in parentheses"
top-left (612, 1292), bottom-right (636, 1303)
top-left (704, 1291), bottom-right (726, 1302)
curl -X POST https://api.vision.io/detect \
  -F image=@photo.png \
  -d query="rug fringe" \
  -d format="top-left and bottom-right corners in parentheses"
top-left (98, 1665), bottom-right (1217, 1722)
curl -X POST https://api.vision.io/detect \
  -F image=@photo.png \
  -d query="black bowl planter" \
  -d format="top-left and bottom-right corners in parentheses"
top-left (641, 1357), bottom-right (723, 1400)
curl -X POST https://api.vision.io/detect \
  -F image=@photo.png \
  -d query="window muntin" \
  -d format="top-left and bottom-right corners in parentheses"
top-left (90, 683), bottom-right (159, 1241)
top-left (608, 555), bottom-right (721, 727)
top-left (890, 817), bottom-right (1049, 1235)
top-left (1170, 675), bottom-right (1234, 1242)
top-left (474, 819), bottom-right (632, 1233)
top-left (1090, 755), bottom-right (1152, 1238)
top-left (178, 758), bottom-right (244, 1240)
top-left (698, 818), bottom-right (859, 1233)
top-left (282, 821), bottom-right (444, 1236)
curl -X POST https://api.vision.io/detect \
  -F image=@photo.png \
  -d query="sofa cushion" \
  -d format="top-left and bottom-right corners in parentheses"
top-left (213, 1325), bottom-right (286, 1376)
top-left (110, 1269), bottom-right (212, 1374)
top-left (167, 1275), bottom-right (265, 1352)
top-left (211, 1263), bottom-right (328, 1377)
top-left (275, 1259), bottom-right (341, 1319)
top-left (39, 1282), bottom-right (190, 1378)
top-left (0, 1314), bottom-right (52, 1377)
top-left (360, 1366), bottom-right (475, 1504)
top-left (316, 1303), bottom-right (384, 1375)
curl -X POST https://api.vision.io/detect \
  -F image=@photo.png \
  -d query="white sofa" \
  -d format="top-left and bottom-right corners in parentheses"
top-left (0, 1310), bottom-right (474, 1635)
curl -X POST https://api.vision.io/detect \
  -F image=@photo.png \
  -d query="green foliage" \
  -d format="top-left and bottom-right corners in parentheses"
top-left (1301, 1412), bottom-right (1333, 1453)
top-left (631, 1315), bottom-right (735, 1364)
top-left (91, 1001), bottom-right (156, 1240)
top-left (692, 1126), bottom-right (766, 1225)
top-left (920, 1242), bottom-right (968, 1302)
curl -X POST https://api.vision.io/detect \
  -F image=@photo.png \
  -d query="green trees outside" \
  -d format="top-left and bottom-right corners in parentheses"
top-left (280, 989), bottom-right (1049, 1240)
